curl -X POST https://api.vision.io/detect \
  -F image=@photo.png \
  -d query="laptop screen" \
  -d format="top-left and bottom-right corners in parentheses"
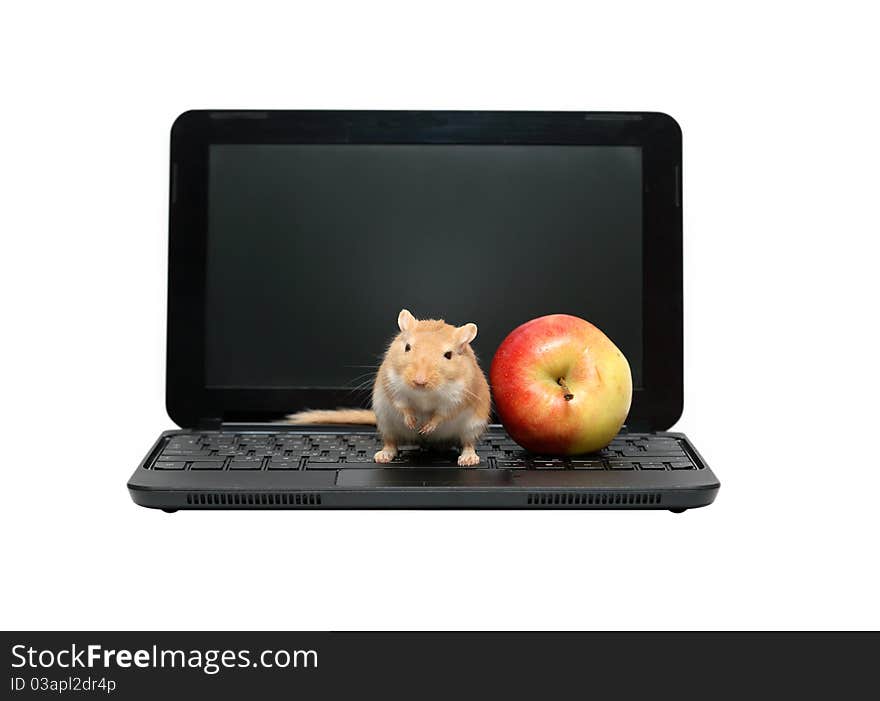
top-left (205, 144), bottom-right (643, 390)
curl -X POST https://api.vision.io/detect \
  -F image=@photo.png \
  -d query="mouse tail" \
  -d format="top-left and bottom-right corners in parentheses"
top-left (284, 409), bottom-right (376, 425)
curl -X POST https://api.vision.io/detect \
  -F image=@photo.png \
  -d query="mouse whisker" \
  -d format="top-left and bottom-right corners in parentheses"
top-left (459, 386), bottom-right (480, 401)
top-left (346, 373), bottom-right (377, 387)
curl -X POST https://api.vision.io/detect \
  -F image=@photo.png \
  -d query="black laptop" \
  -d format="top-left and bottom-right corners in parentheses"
top-left (128, 110), bottom-right (720, 512)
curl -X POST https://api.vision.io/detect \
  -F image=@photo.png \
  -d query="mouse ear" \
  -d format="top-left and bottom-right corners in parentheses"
top-left (398, 309), bottom-right (416, 332)
top-left (455, 322), bottom-right (478, 350)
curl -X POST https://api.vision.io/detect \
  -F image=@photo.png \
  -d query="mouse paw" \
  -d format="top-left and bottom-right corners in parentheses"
top-left (374, 449), bottom-right (397, 464)
top-left (418, 419), bottom-right (440, 435)
top-left (457, 452), bottom-right (480, 467)
top-left (403, 412), bottom-right (419, 431)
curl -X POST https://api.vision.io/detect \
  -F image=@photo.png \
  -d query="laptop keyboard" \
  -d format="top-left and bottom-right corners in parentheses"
top-left (149, 430), bottom-right (701, 471)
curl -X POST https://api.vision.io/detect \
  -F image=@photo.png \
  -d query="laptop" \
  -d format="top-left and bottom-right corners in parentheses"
top-left (128, 110), bottom-right (720, 512)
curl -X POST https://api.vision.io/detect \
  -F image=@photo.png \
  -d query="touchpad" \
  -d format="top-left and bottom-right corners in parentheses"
top-left (336, 469), bottom-right (516, 487)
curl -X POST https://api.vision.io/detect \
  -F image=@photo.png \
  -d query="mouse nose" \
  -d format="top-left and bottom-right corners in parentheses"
top-left (413, 374), bottom-right (428, 388)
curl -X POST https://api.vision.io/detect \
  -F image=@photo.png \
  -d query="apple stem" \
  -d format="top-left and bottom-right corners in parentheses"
top-left (557, 377), bottom-right (574, 401)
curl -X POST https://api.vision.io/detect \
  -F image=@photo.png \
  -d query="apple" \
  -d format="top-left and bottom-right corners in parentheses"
top-left (490, 314), bottom-right (632, 454)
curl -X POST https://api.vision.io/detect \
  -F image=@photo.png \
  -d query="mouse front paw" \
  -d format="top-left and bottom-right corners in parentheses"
top-left (418, 418), bottom-right (440, 435)
top-left (403, 412), bottom-right (419, 431)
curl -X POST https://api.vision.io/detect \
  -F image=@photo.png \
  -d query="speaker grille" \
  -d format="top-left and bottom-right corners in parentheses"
top-left (526, 492), bottom-right (661, 506)
top-left (185, 492), bottom-right (322, 507)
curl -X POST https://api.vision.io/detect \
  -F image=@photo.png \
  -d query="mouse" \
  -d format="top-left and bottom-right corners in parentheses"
top-left (286, 309), bottom-right (492, 466)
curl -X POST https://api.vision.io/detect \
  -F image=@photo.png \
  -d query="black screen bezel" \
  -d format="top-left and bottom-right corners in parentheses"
top-left (166, 110), bottom-right (682, 430)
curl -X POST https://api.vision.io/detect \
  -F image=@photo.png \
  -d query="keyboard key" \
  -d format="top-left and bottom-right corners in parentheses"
top-left (276, 442), bottom-right (307, 450)
top-left (154, 461), bottom-right (186, 470)
top-left (274, 453), bottom-right (299, 460)
top-left (533, 461), bottom-right (566, 469)
top-left (312, 437), bottom-right (341, 446)
top-left (166, 437), bottom-right (200, 445)
top-left (229, 460), bottom-right (263, 470)
top-left (189, 461), bottom-right (225, 470)
top-left (571, 460), bottom-right (605, 470)
top-left (638, 462), bottom-right (667, 470)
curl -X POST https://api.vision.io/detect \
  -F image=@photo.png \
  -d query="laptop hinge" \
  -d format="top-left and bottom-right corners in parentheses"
top-left (621, 421), bottom-right (655, 433)
top-left (196, 417), bottom-right (223, 431)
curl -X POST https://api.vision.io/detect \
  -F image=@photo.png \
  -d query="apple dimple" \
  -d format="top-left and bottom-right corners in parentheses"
top-left (556, 377), bottom-right (575, 401)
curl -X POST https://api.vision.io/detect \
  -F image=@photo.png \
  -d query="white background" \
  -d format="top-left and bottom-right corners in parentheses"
top-left (2, 1), bottom-right (878, 630)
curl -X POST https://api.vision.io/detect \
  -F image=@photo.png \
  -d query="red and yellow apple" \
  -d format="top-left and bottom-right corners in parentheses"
top-left (490, 314), bottom-right (632, 454)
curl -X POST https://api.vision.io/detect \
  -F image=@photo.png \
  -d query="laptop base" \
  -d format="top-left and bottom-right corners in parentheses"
top-left (128, 427), bottom-right (719, 512)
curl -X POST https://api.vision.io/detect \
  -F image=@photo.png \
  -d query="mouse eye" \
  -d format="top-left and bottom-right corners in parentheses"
top-left (404, 343), bottom-right (411, 352)
top-left (444, 351), bottom-right (453, 359)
